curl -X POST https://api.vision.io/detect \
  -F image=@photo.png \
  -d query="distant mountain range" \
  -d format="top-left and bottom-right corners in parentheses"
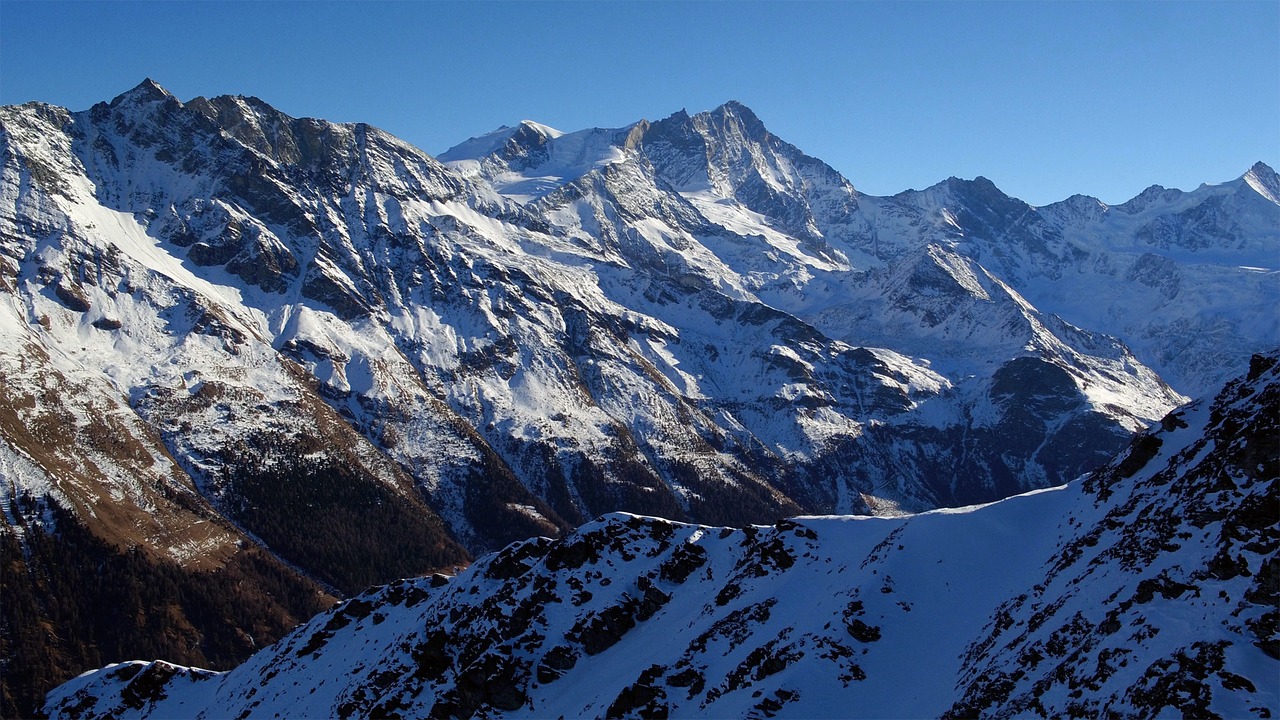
top-left (1, 80), bottom-right (1276, 715)
top-left (44, 352), bottom-right (1280, 718)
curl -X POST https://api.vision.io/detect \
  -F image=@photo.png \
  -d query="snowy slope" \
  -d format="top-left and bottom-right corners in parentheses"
top-left (44, 352), bottom-right (1280, 719)
top-left (0, 85), bottom-right (477, 570)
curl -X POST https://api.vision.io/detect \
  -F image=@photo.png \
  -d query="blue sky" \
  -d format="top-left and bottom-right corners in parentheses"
top-left (2, 1), bottom-right (1275, 206)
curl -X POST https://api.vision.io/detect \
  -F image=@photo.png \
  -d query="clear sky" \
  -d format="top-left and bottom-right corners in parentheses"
top-left (1, 1), bottom-right (1276, 206)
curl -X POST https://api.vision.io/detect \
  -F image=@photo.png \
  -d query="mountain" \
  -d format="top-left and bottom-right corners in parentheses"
top-left (2, 81), bottom-right (1275, 714)
top-left (43, 352), bottom-right (1280, 719)
top-left (444, 101), bottom-right (1278, 398)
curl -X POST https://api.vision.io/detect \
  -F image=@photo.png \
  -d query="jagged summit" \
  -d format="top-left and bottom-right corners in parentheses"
top-left (1247, 159), bottom-right (1275, 176)
top-left (718, 99), bottom-right (755, 113)
top-left (711, 98), bottom-right (769, 132)
top-left (925, 174), bottom-right (1013, 197)
top-left (439, 119), bottom-right (564, 163)
top-left (516, 118), bottom-right (564, 138)
top-left (1114, 182), bottom-right (1184, 213)
top-left (115, 77), bottom-right (173, 103)
top-left (697, 99), bottom-right (767, 129)
top-left (1244, 160), bottom-right (1280, 203)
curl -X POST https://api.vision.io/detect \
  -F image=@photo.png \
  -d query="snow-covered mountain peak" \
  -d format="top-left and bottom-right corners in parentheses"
top-left (107, 77), bottom-right (176, 107)
top-left (715, 99), bottom-right (756, 114)
top-left (1172, 161), bottom-right (1280, 207)
top-left (438, 124), bottom-right (524, 162)
top-left (1115, 183), bottom-right (1184, 213)
top-left (516, 119), bottom-right (565, 140)
top-left (185, 92), bottom-right (321, 166)
top-left (1045, 192), bottom-right (1110, 218)
top-left (438, 119), bottom-right (564, 164)
top-left (704, 99), bottom-right (770, 138)
top-left (1243, 160), bottom-right (1280, 204)
top-left (186, 92), bottom-right (291, 128)
top-left (440, 118), bottom-right (641, 202)
top-left (647, 100), bottom-right (769, 142)
top-left (429, 97), bottom-right (1274, 398)
top-left (922, 174), bottom-right (1021, 206)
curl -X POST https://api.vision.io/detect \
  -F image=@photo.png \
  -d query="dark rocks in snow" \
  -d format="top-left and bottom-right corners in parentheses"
top-left (53, 281), bottom-right (91, 311)
top-left (845, 618), bottom-right (882, 644)
top-left (658, 541), bottom-right (708, 583)
top-left (567, 581), bottom-right (670, 656)
top-left (301, 262), bottom-right (377, 319)
top-left (483, 537), bottom-right (553, 581)
top-left (606, 664), bottom-right (670, 719)
top-left (535, 645), bottom-right (579, 683)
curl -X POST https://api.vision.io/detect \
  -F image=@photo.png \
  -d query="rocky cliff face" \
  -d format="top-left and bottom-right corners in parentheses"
top-left (43, 353), bottom-right (1279, 719)
top-left (3, 81), bottom-right (1275, 714)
